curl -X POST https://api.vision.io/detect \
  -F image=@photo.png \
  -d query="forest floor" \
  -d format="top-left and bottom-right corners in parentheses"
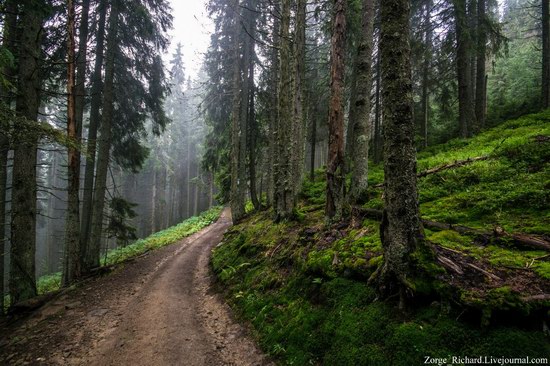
top-left (0, 208), bottom-right (272, 366)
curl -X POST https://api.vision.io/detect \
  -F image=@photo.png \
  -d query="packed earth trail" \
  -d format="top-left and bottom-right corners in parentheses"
top-left (0, 209), bottom-right (273, 366)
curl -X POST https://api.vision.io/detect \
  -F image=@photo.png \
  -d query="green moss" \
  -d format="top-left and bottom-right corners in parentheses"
top-left (533, 261), bottom-right (550, 280)
top-left (211, 113), bottom-right (550, 364)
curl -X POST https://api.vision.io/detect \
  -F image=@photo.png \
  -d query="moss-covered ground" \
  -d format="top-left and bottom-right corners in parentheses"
top-left (212, 112), bottom-right (550, 365)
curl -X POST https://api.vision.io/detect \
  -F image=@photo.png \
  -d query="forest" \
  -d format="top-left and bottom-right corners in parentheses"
top-left (0, 0), bottom-right (549, 364)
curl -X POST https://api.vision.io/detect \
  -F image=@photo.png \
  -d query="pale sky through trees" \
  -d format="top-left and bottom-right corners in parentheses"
top-left (167, 0), bottom-right (213, 78)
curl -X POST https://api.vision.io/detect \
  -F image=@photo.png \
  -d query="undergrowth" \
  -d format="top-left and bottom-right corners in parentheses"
top-left (212, 112), bottom-right (550, 365)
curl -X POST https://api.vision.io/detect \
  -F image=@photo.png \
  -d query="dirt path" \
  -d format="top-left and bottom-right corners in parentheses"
top-left (0, 209), bottom-right (272, 366)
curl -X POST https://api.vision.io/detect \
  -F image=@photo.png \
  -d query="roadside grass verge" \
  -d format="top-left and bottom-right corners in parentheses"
top-left (3, 206), bottom-right (222, 312)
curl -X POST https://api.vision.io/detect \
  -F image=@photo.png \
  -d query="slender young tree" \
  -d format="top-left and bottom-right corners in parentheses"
top-left (325, 0), bottom-right (347, 220)
top-left (378, 0), bottom-right (426, 306)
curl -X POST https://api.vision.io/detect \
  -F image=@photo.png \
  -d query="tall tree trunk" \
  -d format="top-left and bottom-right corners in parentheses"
top-left (309, 84), bottom-right (318, 181)
top-left (229, 0), bottom-right (246, 223)
top-left (542, 0), bottom-right (550, 108)
top-left (187, 144), bottom-right (193, 217)
top-left (373, 51), bottom-right (382, 164)
top-left (266, 3), bottom-right (280, 208)
top-left (454, 0), bottom-right (474, 138)
top-left (378, 0), bottom-right (426, 305)
top-left (468, 0), bottom-right (477, 114)
top-left (244, 1), bottom-right (261, 211)
top-left (325, 0), bottom-right (347, 221)
top-left (247, 61), bottom-right (261, 210)
top-left (75, 0), bottom-right (90, 145)
top-left (10, 0), bottom-right (46, 304)
top-left (475, 0), bottom-right (487, 129)
top-left (88, 2), bottom-right (119, 269)
top-left (0, 0), bottom-right (17, 313)
top-left (420, 0), bottom-right (432, 149)
top-left (208, 172), bottom-right (214, 208)
top-left (81, 0), bottom-right (107, 272)
top-left (151, 167), bottom-right (157, 232)
top-left (292, 0), bottom-right (306, 196)
top-left (274, 0), bottom-right (294, 221)
top-left (193, 172), bottom-right (199, 216)
top-left (349, 0), bottom-right (375, 204)
top-left (63, 0), bottom-right (80, 286)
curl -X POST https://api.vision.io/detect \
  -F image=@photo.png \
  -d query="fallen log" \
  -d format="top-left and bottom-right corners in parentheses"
top-left (353, 207), bottom-right (550, 252)
top-left (373, 155), bottom-right (490, 188)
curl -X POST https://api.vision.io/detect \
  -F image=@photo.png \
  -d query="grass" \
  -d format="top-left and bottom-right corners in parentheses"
top-left (212, 112), bottom-right (550, 365)
top-left (102, 206), bottom-right (222, 266)
top-left (3, 206), bottom-right (222, 312)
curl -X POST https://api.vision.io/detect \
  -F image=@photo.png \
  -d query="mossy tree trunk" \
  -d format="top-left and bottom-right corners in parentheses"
top-left (274, 0), bottom-right (295, 221)
top-left (348, 0), bottom-right (375, 205)
top-left (230, 0), bottom-right (246, 223)
top-left (0, 0), bottom-right (17, 313)
top-left (325, 0), bottom-right (347, 221)
top-left (10, 0), bottom-right (47, 304)
top-left (378, 0), bottom-right (426, 305)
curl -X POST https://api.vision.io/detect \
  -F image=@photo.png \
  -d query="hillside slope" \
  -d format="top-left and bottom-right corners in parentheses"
top-left (212, 112), bottom-right (550, 365)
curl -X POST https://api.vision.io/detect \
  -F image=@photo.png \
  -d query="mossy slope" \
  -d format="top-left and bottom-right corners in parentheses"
top-left (212, 112), bottom-right (550, 365)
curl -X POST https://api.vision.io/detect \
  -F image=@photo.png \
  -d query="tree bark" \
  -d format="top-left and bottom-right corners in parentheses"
top-left (10, 0), bottom-right (46, 304)
top-left (88, 2), bottom-right (119, 269)
top-left (373, 50), bottom-right (382, 164)
top-left (0, 0), bottom-right (17, 313)
top-left (349, 0), bottom-right (375, 205)
top-left (230, 0), bottom-right (246, 223)
top-left (378, 0), bottom-right (426, 302)
top-left (247, 54), bottom-right (261, 210)
top-left (75, 0), bottom-right (90, 142)
top-left (292, 0), bottom-right (306, 196)
top-left (420, 0), bottom-right (432, 149)
top-left (63, 0), bottom-right (81, 286)
top-left (475, 0), bottom-right (487, 129)
top-left (309, 81), bottom-right (318, 181)
top-left (274, 0), bottom-right (295, 221)
top-left (325, 0), bottom-right (347, 221)
top-left (266, 1), bottom-right (280, 207)
top-left (542, 0), bottom-right (550, 108)
top-left (454, 0), bottom-right (474, 138)
top-left (80, 0), bottom-right (107, 272)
